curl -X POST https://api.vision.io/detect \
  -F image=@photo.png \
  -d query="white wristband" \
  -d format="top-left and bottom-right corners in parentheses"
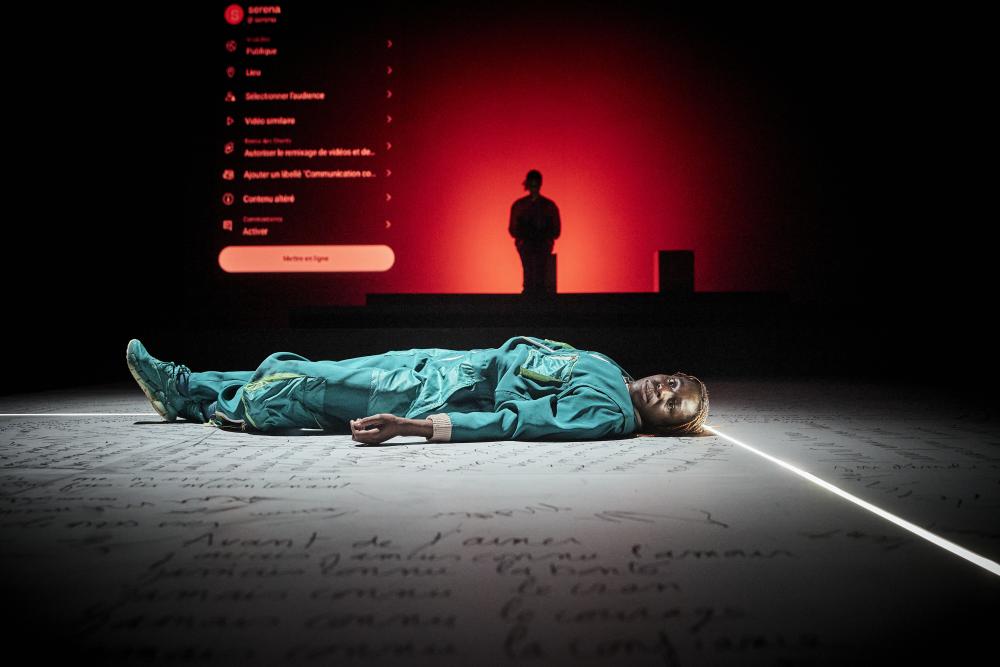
top-left (426, 413), bottom-right (453, 442)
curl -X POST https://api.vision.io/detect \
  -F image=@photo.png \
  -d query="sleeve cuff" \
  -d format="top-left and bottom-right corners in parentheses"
top-left (426, 413), bottom-right (452, 442)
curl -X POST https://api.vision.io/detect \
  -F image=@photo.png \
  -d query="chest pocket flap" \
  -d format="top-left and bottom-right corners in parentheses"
top-left (406, 359), bottom-right (484, 417)
top-left (516, 348), bottom-right (579, 384)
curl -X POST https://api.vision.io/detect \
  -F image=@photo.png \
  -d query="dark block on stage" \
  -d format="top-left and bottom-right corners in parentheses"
top-left (658, 249), bottom-right (695, 292)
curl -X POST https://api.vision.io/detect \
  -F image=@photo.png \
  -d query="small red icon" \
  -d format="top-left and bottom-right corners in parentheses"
top-left (385, 220), bottom-right (392, 228)
top-left (225, 91), bottom-right (236, 103)
top-left (224, 142), bottom-right (235, 154)
top-left (385, 193), bottom-right (392, 202)
top-left (226, 40), bottom-right (237, 52)
top-left (386, 89), bottom-right (392, 99)
top-left (385, 168), bottom-right (392, 177)
top-left (386, 65), bottom-right (393, 75)
top-left (222, 219), bottom-right (234, 231)
top-left (222, 169), bottom-right (235, 180)
top-left (385, 141), bottom-right (392, 151)
top-left (386, 39), bottom-right (393, 48)
top-left (226, 66), bottom-right (236, 78)
top-left (226, 116), bottom-right (235, 126)
top-left (386, 114), bottom-right (393, 124)
top-left (222, 193), bottom-right (234, 206)
top-left (224, 4), bottom-right (245, 25)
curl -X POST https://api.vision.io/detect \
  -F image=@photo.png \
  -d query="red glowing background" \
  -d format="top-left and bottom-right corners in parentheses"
top-left (377, 10), bottom-right (796, 296)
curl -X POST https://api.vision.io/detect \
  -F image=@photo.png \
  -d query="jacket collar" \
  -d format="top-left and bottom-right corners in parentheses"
top-left (585, 351), bottom-right (638, 433)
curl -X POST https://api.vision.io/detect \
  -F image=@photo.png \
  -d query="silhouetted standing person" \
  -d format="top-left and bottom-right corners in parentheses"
top-left (509, 169), bottom-right (561, 294)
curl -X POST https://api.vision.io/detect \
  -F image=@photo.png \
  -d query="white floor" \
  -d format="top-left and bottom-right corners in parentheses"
top-left (1, 379), bottom-right (997, 665)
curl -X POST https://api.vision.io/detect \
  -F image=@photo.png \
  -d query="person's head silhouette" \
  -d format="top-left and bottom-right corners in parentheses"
top-left (522, 169), bottom-right (542, 198)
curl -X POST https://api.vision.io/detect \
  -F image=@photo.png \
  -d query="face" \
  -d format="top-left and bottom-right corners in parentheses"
top-left (525, 178), bottom-right (541, 195)
top-left (629, 374), bottom-right (701, 430)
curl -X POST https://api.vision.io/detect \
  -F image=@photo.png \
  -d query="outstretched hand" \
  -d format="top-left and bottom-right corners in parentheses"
top-left (350, 413), bottom-right (405, 445)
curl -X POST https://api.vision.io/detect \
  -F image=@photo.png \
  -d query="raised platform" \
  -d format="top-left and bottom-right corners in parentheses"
top-left (290, 291), bottom-right (792, 328)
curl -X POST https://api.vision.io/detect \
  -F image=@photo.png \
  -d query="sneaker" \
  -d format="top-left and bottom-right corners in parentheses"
top-left (125, 339), bottom-right (204, 422)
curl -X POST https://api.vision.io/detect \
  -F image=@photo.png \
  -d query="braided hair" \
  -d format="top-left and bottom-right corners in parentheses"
top-left (641, 372), bottom-right (710, 436)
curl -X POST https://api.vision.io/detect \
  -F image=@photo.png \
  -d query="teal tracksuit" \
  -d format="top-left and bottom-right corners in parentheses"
top-left (187, 335), bottom-right (639, 442)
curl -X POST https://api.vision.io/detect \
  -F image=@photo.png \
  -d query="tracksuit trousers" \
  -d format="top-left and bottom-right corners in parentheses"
top-left (185, 350), bottom-right (421, 432)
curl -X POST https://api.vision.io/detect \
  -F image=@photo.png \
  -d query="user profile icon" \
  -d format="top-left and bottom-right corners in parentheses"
top-left (224, 5), bottom-right (245, 25)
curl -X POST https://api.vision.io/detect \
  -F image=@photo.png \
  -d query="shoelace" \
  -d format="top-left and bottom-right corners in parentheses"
top-left (145, 359), bottom-right (192, 397)
top-left (173, 364), bottom-right (192, 397)
top-left (167, 363), bottom-right (205, 421)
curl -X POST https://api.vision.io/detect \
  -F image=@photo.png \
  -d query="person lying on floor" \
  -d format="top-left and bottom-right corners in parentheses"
top-left (126, 335), bottom-right (709, 444)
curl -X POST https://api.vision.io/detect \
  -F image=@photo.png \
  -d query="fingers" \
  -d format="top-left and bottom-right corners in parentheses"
top-left (350, 418), bottom-right (376, 433)
top-left (351, 428), bottom-right (379, 444)
top-left (350, 416), bottom-right (384, 444)
top-left (351, 416), bottom-right (382, 431)
top-left (350, 414), bottom-right (399, 445)
top-left (352, 414), bottom-right (385, 428)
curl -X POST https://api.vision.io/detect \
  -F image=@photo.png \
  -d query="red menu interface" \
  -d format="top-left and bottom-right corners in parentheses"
top-left (214, 3), bottom-right (397, 273)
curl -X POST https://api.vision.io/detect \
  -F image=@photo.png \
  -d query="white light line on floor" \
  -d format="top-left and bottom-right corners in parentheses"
top-left (0, 413), bottom-right (161, 417)
top-left (704, 424), bottom-right (1000, 577)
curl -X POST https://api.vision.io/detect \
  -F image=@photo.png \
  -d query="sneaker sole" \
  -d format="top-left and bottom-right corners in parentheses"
top-left (126, 339), bottom-right (173, 421)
